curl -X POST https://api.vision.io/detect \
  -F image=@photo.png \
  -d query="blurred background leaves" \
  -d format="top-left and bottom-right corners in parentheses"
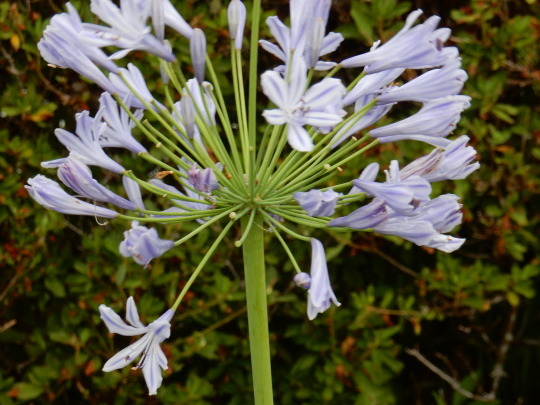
top-left (1, 0), bottom-right (539, 403)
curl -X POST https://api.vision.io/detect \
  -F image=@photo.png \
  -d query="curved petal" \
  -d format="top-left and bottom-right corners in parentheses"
top-left (126, 296), bottom-right (146, 328)
top-left (102, 332), bottom-right (153, 372)
top-left (99, 304), bottom-right (146, 336)
top-left (287, 125), bottom-right (314, 152)
top-left (260, 71), bottom-right (288, 108)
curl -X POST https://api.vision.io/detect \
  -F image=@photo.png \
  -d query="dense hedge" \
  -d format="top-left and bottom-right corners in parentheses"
top-left (1, 0), bottom-right (539, 403)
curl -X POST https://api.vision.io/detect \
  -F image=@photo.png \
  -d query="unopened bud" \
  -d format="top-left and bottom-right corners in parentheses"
top-left (190, 28), bottom-right (206, 83)
top-left (228, 0), bottom-right (246, 50)
top-left (294, 272), bottom-right (311, 290)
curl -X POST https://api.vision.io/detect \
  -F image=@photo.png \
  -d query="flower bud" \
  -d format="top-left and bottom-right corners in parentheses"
top-left (190, 28), bottom-right (206, 83)
top-left (228, 0), bottom-right (246, 50)
top-left (294, 272), bottom-right (311, 289)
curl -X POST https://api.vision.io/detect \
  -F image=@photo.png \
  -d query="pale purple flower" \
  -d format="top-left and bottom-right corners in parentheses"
top-left (88, 0), bottom-right (175, 61)
top-left (307, 239), bottom-right (340, 320)
top-left (26, 175), bottom-right (118, 218)
top-left (369, 95), bottom-right (471, 147)
top-left (294, 188), bottom-right (341, 217)
top-left (352, 173), bottom-right (431, 214)
top-left (377, 60), bottom-right (467, 104)
top-left (190, 29), bottom-right (207, 83)
top-left (38, 29), bottom-right (117, 94)
top-left (261, 56), bottom-right (346, 151)
top-left (423, 136), bottom-right (479, 182)
top-left (259, 0), bottom-right (343, 71)
top-left (228, 0), bottom-right (246, 50)
top-left (119, 221), bottom-right (174, 266)
top-left (341, 10), bottom-right (458, 73)
top-left (97, 92), bottom-right (147, 153)
top-left (100, 297), bottom-right (174, 395)
top-left (43, 3), bottom-right (120, 73)
top-left (188, 165), bottom-right (220, 193)
top-left (342, 68), bottom-right (404, 107)
top-left (44, 111), bottom-right (125, 174)
top-left (180, 79), bottom-right (217, 130)
top-left (123, 176), bottom-right (145, 210)
top-left (110, 64), bottom-right (165, 110)
top-left (329, 160), bottom-right (466, 252)
top-left (328, 199), bottom-right (388, 229)
top-left (330, 94), bottom-right (394, 148)
top-left (57, 155), bottom-right (136, 210)
top-left (158, 0), bottom-right (194, 39)
top-left (374, 217), bottom-right (465, 253)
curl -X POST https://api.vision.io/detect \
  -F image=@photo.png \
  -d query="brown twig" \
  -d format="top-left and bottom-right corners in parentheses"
top-left (405, 347), bottom-right (495, 402)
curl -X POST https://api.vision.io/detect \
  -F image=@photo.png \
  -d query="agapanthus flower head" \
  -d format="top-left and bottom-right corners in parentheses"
top-left (100, 297), bottom-right (174, 395)
top-left (32, 0), bottom-right (478, 397)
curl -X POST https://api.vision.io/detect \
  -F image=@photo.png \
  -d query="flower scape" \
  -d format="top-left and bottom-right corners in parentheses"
top-left (28, 0), bottom-right (479, 399)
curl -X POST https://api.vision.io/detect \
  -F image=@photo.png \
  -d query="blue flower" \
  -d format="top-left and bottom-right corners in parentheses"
top-left (294, 188), bottom-right (341, 217)
top-left (26, 175), bottom-right (118, 218)
top-left (119, 222), bottom-right (174, 266)
top-left (100, 297), bottom-right (174, 395)
top-left (261, 56), bottom-right (346, 151)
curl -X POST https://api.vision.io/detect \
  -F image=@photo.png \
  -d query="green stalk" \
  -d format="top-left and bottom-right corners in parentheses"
top-left (241, 214), bottom-right (274, 405)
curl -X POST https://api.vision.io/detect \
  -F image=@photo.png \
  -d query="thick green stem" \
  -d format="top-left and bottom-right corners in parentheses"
top-left (241, 215), bottom-right (274, 405)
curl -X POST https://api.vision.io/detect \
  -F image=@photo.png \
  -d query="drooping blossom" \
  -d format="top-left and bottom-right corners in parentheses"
top-left (294, 188), bottom-right (341, 217)
top-left (306, 239), bottom-right (340, 320)
top-left (341, 10), bottom-right (458, 73)
top-left (26, 175), bottom-right (118, 218)
top-left (100, 297), bottom-right (174, 395)
top-left (119, 221), bottom-right (174, 266)
top-left (57, 155), bottom-right (136, 210)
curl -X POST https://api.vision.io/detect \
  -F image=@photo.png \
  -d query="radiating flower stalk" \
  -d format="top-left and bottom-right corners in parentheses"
top-left (29, 0), bottom-right (479, 402)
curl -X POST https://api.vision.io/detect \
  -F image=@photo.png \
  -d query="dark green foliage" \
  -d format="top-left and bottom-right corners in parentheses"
top-left (1, 0), bottom-right (539, 403)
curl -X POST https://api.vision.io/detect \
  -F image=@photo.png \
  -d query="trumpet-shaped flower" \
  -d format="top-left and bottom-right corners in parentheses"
top-left (261, 56), bottom-right (346, 151)
top-left (294, 188), bottom-right (341, 217)
top-left (369, 96), bottom-right (471, 147)
top-left (377, 60), bottom-right (467, 104)
top-left (400, 135), bottom-right (479, 182)
top-left (307, 239), bottom-right (340, 320)
top-left (57, 155), bottom-right (136, 210)
top-left (110, 64), bottom-right (165, 110)
top-left (26, 175), bottom-right (118, 218)
top-left (45, 111), bottom-right (125, 174)
top-left (88, 0), bottom-right (175, 61)
top-left (259, 0), bottom-right (343, 71)
top-left (119, 221), bottom-right (174, 266)
top-left (99, 297), bottom-right (174, 395)
top-left (97, 92), bottom-right (147, 153)
top-left (341, 10), bottom-right (458, 73)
